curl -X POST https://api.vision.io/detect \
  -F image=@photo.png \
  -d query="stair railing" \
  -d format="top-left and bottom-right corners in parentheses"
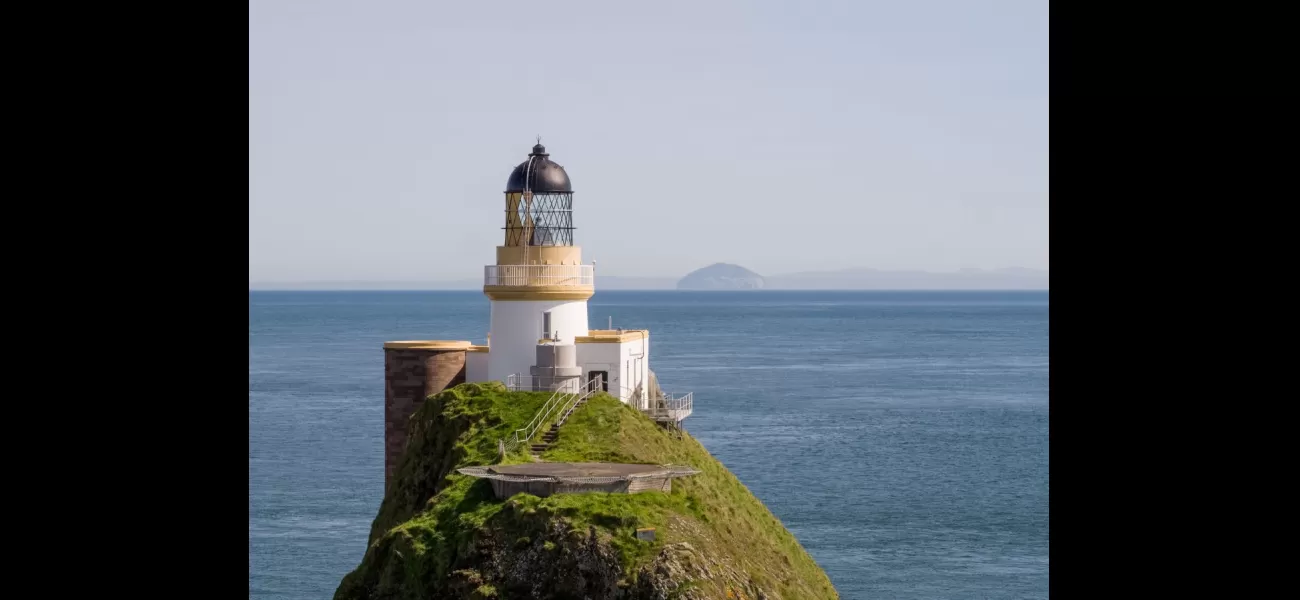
top-left (554, 375), bottom-right (603, 429)
top-left (500, 374), bottom-right (602, 456)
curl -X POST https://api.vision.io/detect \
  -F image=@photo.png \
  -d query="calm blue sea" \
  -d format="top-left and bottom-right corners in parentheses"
top-left (249, 290), bottom-right (1049, 599)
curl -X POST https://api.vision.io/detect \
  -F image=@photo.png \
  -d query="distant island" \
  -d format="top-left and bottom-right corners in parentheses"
top-left (676, 263), bottom-right (766, 290)
top-left (250, 265), bottom-right (1047, 291)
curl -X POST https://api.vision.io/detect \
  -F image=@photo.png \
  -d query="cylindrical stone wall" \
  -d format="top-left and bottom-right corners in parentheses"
top-left (383, 341), bottom-right (469, 486)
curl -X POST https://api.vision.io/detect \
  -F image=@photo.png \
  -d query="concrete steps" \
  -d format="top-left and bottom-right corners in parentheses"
top-left (526, 399), bottom-right (589, 457)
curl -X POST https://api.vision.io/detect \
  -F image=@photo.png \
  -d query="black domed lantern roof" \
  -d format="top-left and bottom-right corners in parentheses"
top-left (503, 140), bottom-right (575, 247)
top-left (505, 142), bottom-right (572, 193)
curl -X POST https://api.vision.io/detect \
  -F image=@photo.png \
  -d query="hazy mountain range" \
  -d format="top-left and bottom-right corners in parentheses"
top-left (250, 264), bottom-right (1047, 291)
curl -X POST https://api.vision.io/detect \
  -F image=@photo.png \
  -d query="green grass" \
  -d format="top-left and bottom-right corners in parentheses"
top-left (543, 395), bottom-right (839, 599)
top-left (365, 382), bottom-right (553, 543)
top-left (336, 383), bottom-right (838, 600)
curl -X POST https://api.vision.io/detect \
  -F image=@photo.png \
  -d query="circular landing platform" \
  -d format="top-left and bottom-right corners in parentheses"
top-left (487, 462), bottom-right (669, 478)
top-left (458, 462), bottom-right (700, 499)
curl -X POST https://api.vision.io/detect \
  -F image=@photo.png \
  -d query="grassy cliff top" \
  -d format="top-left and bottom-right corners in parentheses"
top-left (337, 382), bottom-right (838, 600)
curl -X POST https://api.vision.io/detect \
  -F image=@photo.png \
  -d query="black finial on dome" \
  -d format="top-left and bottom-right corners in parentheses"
top-left (506, 140), bottom-right (570, 192)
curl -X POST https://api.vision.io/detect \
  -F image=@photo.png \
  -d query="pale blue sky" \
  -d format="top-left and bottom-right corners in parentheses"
top-left (249, 0), bottom-right (1047, 281)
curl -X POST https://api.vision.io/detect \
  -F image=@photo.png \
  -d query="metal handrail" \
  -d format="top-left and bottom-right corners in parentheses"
top-left (484, 264), bottom-right (594, 287)
top-left (505, 373), bottom-right (524, 391)
top-left (615, 384), bottom-right (693, 421)
top-left (612, 384), bottom-right (646, 404)
top-left (642, 391), bottom-right (693, 420)
top-left (553, 376), bottom-right (601, 429)
top-left (500, 374), bottom-right (603, 456)
top-left (503, 385), bottom-right (569, 454)
top-left (506, 373), bottom-right (585, 392)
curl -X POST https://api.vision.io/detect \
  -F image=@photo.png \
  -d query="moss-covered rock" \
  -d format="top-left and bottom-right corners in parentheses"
top-left (335, 382), bottom-right (839, 600)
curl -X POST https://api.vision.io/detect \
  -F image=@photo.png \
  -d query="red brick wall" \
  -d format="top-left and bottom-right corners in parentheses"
top-left (384, 348), bottom-right (466, 485)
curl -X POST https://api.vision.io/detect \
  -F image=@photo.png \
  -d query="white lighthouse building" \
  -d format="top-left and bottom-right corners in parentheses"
top-left (379, 141), bottom-right (691, 481)
top-left (451, 141), bottom-right (691, 420)
top-left (480, 141), bottom-right (590, 382)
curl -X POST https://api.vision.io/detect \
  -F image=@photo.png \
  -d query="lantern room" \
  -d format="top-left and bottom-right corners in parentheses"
top-left (504, 142), bottom-right (575, 247)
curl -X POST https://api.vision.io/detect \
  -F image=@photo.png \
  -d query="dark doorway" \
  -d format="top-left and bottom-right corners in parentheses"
top-left (589, 371), bottom-right (609, 392)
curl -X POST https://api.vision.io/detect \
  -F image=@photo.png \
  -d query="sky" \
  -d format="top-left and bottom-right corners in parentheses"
top-left (249, 0), bottom-right (1048, 282)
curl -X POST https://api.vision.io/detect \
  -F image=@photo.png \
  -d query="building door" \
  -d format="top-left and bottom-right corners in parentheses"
top-left (589, 371), bottom-right (609, 392)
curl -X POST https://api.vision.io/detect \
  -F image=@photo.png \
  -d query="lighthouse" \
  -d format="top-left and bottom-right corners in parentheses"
top-left (380, 141), bottom-right (693, 485)
top-left (482, 142), bottom-right (592, 383)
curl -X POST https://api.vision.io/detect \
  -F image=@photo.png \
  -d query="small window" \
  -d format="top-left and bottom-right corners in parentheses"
top-left (543, 311), bottom-right (552, 338)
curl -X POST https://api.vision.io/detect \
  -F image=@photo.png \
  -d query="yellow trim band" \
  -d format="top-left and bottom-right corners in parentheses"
top-left (483, 285), bottom-right (595, 301)
top-left (575, 330), bottom-right (649, 343)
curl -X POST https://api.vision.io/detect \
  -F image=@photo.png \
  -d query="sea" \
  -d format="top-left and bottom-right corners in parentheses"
top-left (249, 290), bottom-right (1049, 599)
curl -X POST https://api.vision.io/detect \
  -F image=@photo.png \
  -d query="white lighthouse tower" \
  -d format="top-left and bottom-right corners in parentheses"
top-left (482, 142), bottom-right (593, 383)
top-left (380, 141), bottom-right (693, 481)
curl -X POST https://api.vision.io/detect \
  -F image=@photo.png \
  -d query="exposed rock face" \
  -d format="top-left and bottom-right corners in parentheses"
top-left (444, 528), bottom-right (754, 600)
top-left (631, 542), bottom-right (742, 600)
top-left (676, 263), bottom-right (766, 290)
top-left (447, 521), bottom-right (625, 599)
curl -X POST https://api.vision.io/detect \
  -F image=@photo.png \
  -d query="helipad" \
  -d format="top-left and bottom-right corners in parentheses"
top-left (458, 462), bottom-right (700, 499)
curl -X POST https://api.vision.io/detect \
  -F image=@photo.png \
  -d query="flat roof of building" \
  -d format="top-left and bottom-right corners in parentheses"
top-left (575, 329), bottom-right (649, 343)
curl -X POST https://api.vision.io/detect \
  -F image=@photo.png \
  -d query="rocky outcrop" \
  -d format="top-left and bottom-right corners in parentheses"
top-left (335, 382), bottom-right (838, 600)
top-left (446, 521), bottom-right (624, 599)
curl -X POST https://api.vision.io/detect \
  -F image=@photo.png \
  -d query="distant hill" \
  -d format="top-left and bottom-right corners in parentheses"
top-left (677, 263), bottom-right (766, 290)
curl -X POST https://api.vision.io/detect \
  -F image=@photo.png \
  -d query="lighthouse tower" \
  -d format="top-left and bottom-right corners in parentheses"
top-left (483, 143), bottom-right (593, 382)
top-left (379, 141), bottom-right (694, 483)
